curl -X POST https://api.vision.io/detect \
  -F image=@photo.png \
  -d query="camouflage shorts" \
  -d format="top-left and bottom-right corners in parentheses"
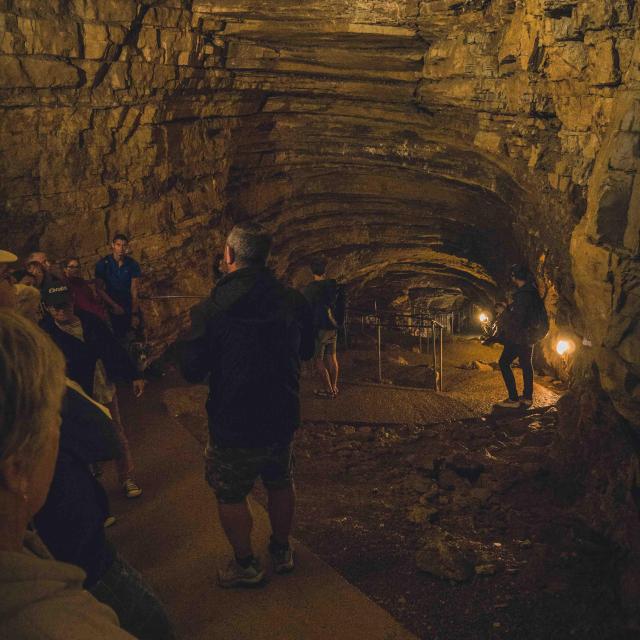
top-left (204, 441), bottom-right (295, 504)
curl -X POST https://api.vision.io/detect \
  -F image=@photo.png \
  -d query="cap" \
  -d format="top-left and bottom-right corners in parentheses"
top-left (0, 250), bottom-right (18, 263)
top-left (42, 284), bottom-right (71, 307)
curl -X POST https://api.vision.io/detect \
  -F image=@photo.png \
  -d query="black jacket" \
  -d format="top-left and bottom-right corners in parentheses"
top-left (34, 386), bottom-right (119, 587)
top-left (501, 282), bottom-right (542, 346)
top-left (41, 310), bottom-right (139, 396)
top-left (180, 267), bottom-right (315, 447)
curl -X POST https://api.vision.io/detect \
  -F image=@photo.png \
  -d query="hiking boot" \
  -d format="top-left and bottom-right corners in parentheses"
top-left (496, 398), bottom-right (520, 409)
top-left (520, 397), bottom-right (533, 408)
top-left (218, 557), bottom-right (265, 588)
top-left (123, 478), bottom-right (142, 499)
top-left (270, 544), bottom-right (295, 574)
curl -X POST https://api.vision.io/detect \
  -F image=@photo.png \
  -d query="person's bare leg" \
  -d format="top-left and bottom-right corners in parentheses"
top-left (315, 356), bottom-right (332, 393)
top-left (105, 393), bottom-right (135, 484)
top-left (267, 485), bottom-right (295, 546)
top-left (217, 500), bottom-right (253, 558)
top-left (326, 352), bottom-right (339, 394)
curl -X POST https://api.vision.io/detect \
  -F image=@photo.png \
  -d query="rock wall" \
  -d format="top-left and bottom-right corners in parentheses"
top-left (0, 2), bottom-right (638, 410)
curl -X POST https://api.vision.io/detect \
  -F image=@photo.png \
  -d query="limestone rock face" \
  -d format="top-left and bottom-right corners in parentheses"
top-left (0, 5), bottom-right (638, 438)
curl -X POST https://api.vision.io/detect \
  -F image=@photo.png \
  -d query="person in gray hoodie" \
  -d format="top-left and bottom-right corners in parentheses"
top-left (0, 309), bottom-right (134, 639)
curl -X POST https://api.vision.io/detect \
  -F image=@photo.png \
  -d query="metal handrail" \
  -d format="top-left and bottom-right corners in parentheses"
top-left (345, 304), bottom-right (445, 392)
top-left (139, 294), bottom-right (446, 391)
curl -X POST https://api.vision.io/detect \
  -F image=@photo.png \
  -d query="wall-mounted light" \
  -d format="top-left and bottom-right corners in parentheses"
top-left (479, 312), bottom-right (489, 323)
top-left (556, 339), bottom-right (575, 356)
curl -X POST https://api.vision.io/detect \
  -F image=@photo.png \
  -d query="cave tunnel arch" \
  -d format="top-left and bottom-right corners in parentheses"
top-left (220, 111), bottom-right (540, 316)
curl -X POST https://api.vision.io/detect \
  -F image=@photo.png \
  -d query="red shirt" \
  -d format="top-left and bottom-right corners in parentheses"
top-left (65, 277), bottom-right (109, 323)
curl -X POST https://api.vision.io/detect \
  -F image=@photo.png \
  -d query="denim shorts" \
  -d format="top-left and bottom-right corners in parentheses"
top-left (204, 441), bottom-right (295, 503)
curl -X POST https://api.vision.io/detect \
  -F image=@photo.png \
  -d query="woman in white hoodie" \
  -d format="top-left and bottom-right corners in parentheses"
top-left (0, 309), bottom-right (134, 639)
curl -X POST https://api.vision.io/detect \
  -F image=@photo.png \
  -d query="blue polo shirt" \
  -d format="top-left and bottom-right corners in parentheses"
top-left (94, 255), bottom-right (141, 310)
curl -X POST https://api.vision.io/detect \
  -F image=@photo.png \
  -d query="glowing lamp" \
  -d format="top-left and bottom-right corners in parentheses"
top-left (479, 312), bottom-right (489, 323)
top-left (556, 340), bottom-right (571, 356)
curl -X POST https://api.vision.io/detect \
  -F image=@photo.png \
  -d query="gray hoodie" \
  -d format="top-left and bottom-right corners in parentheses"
top-left (0, 533), bottom-right (134, 639)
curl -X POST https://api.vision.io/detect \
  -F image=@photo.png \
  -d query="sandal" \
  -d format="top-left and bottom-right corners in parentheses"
top-left (314, 389), bottom-right (335, 399)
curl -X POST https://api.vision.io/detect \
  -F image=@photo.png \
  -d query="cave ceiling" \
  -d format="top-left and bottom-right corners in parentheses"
top-left (203, 1), bottom-right (540, 308)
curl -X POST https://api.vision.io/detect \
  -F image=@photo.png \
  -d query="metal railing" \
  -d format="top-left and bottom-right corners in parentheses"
top-left (344, 305), bottom-right (446, 392)
top-left (140, 294), bottom-right (447, 391)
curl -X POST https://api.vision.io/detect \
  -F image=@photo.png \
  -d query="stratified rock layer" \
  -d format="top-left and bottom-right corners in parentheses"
top-left (1, 1), bottom-right (638, 415)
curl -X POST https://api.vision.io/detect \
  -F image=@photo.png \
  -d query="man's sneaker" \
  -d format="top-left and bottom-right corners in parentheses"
top-left (520, 398), bottom-right (533, 408)
top-left (270, 545), bottom-right (295, 574)
top-left (218, 557), bottom-right (265, 588)
top-left (496, 398), bottom-right (520, 409)
top-left (123, 478), bottom-right (142, 499)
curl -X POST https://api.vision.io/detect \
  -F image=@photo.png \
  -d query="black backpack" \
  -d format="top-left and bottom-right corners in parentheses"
top-left (529, 296), bottom-right (549, 342)
top-left (306, 280), bottom-right (341, 330)
top-left (333, 284), bottom-right (347, 328)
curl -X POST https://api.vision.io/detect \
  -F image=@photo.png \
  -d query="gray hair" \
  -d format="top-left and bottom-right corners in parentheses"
top-left (0, 310), bottom-right (66, 465)
top-left (226, 223), bottom-right (272, 266)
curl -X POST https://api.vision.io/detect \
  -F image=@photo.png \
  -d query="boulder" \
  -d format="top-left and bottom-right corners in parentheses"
top-left (416, 528), bottom-right (477, 582)
top-left (406, 504), bottom-right (439, 524)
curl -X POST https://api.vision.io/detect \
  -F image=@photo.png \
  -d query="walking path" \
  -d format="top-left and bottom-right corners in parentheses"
top-left (104, 384), bottom-right (416, 640)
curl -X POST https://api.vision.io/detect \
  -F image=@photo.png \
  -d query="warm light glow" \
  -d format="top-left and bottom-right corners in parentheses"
top-left (479, 312), bottom-right (489, 323)
top-left (556, 340), bottom-right (571, 356)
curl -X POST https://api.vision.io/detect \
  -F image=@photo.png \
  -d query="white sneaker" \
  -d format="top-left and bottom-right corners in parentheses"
top-left (496, 398), bottom-right (520, 408)
top-left (218, 557), bottom-right (265, 588)
top-left (270, 544), bottom-right (295, 574)
top-left (123, 478), bottom-right (142, 499)
top-left (520, 398), bottom-right (533, 408)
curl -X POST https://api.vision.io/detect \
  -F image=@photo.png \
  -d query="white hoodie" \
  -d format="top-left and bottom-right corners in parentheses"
top-left (0, 533), bottom-right (134, 639)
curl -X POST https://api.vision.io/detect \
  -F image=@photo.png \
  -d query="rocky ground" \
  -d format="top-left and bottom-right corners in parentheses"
top-left (277, 411), bottom-right (630, 639)
top-left (161, 333), bottom-right (631, 639)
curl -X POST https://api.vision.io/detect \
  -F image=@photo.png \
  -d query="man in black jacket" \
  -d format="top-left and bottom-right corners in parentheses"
top-left (180, 223), bottom-right (314, 587)
top-left (495, 265), bottom-right (542, 409)
top-left (40, 283), bottom-right (146, 498)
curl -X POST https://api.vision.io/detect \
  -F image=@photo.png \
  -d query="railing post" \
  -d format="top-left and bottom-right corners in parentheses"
top-left (432, 321), bottom-right (437, 390)
top-left (440, 325), bottom-right (444, 391)
top-left (343, 309), bottom-right (349, 351)
top-left (425, 319), bottom-right (430, 354)
top-left (375, 301), bottom-right (382, 383)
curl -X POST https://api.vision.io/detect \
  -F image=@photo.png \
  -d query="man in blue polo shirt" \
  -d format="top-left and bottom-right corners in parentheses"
top-left (95, 234), bottom-right (142, 339)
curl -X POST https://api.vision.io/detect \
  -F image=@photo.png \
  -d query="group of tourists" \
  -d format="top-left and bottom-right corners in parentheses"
top-left (1, 235), bottom-right (145, 499)
top-left (0, 219), bottom-right (547, 638)
top-left (0, 222), bottom-right (348, 637)
top-left (0, 236), bottom-right (176, 639)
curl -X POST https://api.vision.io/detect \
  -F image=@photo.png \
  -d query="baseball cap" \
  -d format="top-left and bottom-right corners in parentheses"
top-left (0, 250), bottom-right (18, 263)
top-left (42, 284), bottom-right (72, 307)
